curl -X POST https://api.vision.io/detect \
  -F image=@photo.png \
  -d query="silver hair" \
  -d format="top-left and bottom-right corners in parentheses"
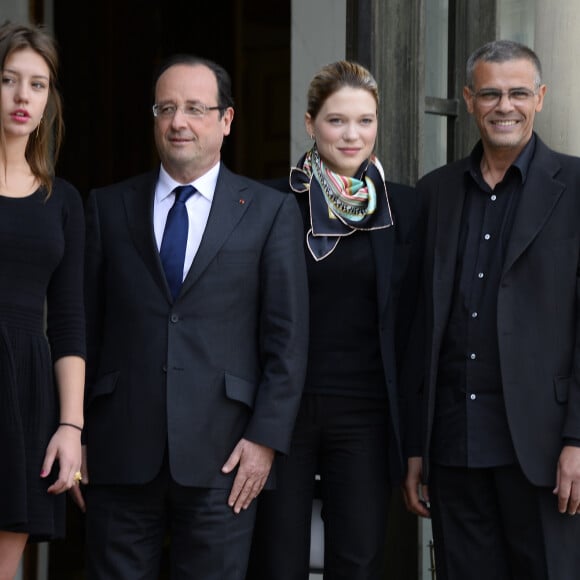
top-left (466, 40), bottom-right (542, 89)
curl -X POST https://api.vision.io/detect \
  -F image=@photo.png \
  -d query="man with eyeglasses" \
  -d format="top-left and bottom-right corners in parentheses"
top-left (403, 39), bottom-right (580, 579)
top-left (74, 54), bottom-right (309, 580)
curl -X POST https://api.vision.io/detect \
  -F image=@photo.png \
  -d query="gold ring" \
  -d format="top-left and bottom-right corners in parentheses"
top-left (73, 471), bottom-right (82, 484)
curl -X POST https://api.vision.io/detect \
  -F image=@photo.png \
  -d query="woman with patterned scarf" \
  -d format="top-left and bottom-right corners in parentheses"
top-left (247, 60), bottom-right (424, 580)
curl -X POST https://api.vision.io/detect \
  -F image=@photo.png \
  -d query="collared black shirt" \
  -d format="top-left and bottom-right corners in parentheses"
top-left (431, 135), bottom-right (536, 467)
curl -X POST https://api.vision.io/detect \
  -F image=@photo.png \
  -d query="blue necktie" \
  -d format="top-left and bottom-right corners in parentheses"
top-left (160, 185), bottom-right (196, 300)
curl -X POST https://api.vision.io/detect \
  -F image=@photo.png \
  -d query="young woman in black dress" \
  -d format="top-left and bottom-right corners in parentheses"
top-left (0, 21), bottom-right (85, 578)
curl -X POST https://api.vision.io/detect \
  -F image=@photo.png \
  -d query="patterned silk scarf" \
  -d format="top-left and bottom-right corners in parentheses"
top-left (290, 145), bottom-right (393, 260)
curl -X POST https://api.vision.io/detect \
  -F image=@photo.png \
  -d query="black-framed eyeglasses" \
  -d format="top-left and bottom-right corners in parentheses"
top-left (470, 87), bottom-right (538, 107)
top-left (152, 102), bottom-right (224, 118)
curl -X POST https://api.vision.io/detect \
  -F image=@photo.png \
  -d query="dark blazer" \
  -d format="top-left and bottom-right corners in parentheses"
top-left (408, 135), bottom-right (580, 486)
top-left (83, 164), bottom-right (309, 489)
top-left (267, 177), bottom-right (424, 484)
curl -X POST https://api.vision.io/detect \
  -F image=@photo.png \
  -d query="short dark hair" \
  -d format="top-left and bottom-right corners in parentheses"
top-left (152, 54), bottom-right (234, 117)
top-left (466, 40), bottom-right (542, 89)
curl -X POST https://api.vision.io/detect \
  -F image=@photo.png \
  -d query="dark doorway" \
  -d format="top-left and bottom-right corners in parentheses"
top-left (53, 0), bottom-right (291, 199)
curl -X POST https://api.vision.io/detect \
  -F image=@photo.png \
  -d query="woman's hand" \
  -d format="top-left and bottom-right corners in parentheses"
top-left (41, 424), bottom-right (82, 494)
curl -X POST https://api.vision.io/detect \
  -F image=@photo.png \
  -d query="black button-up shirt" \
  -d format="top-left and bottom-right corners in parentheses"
top-left (431, 136), bottom-right (536, 467)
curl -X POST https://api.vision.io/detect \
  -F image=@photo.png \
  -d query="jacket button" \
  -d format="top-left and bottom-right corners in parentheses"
top-left (170, 314), bottom-right (179, 323)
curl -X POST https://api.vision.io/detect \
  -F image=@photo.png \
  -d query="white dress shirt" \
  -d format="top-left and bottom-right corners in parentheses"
top-left (153, 162), bottom-right (219, 281)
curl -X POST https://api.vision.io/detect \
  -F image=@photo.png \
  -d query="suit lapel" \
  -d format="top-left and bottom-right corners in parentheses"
top-left (180, 166), bottom-right (252, 296)
top-left (503, 139), bottom-right (564, 275)
top-left (122, 171), bottom-right (172, 300)
top-left (432, 164), bottom-right (467, 331)
top-left (371, 226), bottom-right (394, 321)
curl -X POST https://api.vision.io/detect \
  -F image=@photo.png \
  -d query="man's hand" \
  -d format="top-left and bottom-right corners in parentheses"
top-left (222, 438), bottom-right (275, 514)
top-left (402, 456), bottom-right (431, 518)
top-left (554, 445), bottom-right (580, 515)
top-left (69, 445), bottom-right (89, 512)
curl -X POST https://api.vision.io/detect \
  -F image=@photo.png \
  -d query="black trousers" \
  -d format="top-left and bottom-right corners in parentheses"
top-left (84, 458), bottom-right (256, 580)
top-left (247, 394), bottom-right (391, 580)
top-left (429, 462), bottom-right (580, 580)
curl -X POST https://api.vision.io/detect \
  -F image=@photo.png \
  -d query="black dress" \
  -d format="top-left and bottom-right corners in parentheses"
top-left (0, 178), bottom-right (85, 541)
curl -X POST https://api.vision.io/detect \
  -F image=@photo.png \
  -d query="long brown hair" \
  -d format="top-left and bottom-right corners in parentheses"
top-left (0, 21), bottom-right (64, 197)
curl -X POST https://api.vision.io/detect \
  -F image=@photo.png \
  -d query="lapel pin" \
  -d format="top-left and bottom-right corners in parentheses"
top-left (239, 199), bottom-right (245, 204)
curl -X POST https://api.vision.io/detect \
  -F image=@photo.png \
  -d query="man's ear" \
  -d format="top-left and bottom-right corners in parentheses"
top-left (534, 84), bottom-right (547, 113)
top-left (463, 86), bottom-right (474, 114)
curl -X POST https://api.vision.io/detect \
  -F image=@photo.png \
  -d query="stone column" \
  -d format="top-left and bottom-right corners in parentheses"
top-left (1, 0), bottom-right (28, 23)
top-left (533, 0), bottom-right (580, 156)
top-left (290, 0), bottom-right (346, 163)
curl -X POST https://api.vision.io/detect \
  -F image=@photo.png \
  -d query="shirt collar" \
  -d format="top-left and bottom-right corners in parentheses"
top-left (514, 132), bottom-right (536, 183)
top-left (156, 162), bottom-right (220, 204)
top-left (467, 133), bottom-right (537, 185)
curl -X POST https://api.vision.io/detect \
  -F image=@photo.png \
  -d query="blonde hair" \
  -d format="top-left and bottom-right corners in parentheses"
top-left (306, 60), bottom-right (379, 119)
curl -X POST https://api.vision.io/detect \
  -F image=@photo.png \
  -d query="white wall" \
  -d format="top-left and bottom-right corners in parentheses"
top-left (498, 0), bottom-right (535, 46)
top-left (533, 0), bottom-right (580, 156)
top-left (1, 0), bottom-right (28, 24)
top-left (497, 0), bottom-right (580, 157)
top-left (0, 0), bottom-right (54, 30)
top-left (290, 0), bottom-right (346, 163)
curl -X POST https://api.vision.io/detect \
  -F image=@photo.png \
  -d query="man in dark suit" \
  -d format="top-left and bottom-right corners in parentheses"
top-left (403, 40), bottom-right (580, 579)
top-left (77, 54), bottom-right (309, 580)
